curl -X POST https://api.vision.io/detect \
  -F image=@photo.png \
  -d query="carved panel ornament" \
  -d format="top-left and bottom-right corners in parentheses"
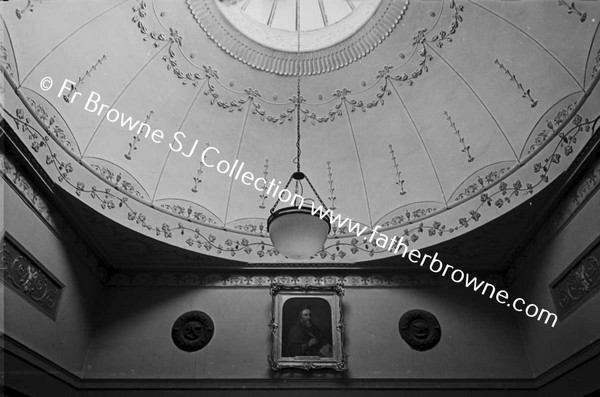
top-left (398, 309), bottom-right (441, 351)
top-left (0, 237), bottom-right (64, 320)
top-left (552, 241), bottom-right (600, 318)
top-left (172, 310), bottom-right (215, 352)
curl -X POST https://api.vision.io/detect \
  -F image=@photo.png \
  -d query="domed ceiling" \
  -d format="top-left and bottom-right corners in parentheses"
top-left (1, 0), bottom-right (599, 264)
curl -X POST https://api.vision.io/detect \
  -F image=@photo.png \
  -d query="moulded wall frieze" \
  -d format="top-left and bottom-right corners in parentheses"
top-left (551, 241), bottom-right (600, 318)
top-left (105, 271), bottom-right (506, 288)
top-left (1, 153), bottom-right (58, 231)
top-left (0, 236), bottom-right (64, 320)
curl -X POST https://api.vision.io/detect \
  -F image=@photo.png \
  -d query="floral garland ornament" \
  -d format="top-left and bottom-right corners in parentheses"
top-left (131, 0), bottom-right (465, 126)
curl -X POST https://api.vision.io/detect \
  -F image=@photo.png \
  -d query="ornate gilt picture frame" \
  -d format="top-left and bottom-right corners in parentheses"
top-left (268, 283), bottom-right (347, 371)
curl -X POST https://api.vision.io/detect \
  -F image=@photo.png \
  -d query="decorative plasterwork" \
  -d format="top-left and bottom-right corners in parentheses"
top-left (130, 0), bottom-right (467, 126)
top-left (106, 272), bottom-right (506, 288)
top-left (520, 94), bottom-right (582, 159)
top-left (506, 134), bottom-right (600, 285)
top-left (14, 0), bottom-right (41, 20)
top-left (551, 240), bottom-right (600, 319)
top-left (0, 151), bottom-right (108, 282)
top-left (494, 59), bottom-right (538, 108)
top-left (171, 311), bottom-right (215, 352)
top-left (399, 309), bottom-right (442, 351)
top-left (450, 162), bottom-right (514, 203)
top-left (1, 236), bottom-right (64, 320)
top-left (187, 0), bottom-right (409, 75)
top-left (130, 0), bottom-right (466, 129)
top-left (88, 159), bottom-right (150, 200)
top-left (558, 0), bottom-right (587, 23)
top-left (19, 90), bottom-right (80, 156)
top-left (1, 153), bottom-right (58, 231)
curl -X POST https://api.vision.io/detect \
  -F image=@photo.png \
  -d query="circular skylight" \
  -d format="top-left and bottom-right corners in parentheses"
top-left (215, 0), bottom-right (382, 52)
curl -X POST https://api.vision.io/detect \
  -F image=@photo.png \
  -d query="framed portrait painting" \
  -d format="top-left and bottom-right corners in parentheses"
top-left (268, 283), bottom-right (347, 371)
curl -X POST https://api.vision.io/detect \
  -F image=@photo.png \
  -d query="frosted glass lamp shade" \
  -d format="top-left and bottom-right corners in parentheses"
top-left (267, 206), bottom-right (331, 260)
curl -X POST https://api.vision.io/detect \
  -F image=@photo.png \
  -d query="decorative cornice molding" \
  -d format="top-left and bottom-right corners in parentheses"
top-left (105, 271), bottom-right (506, 288)
top-left (0, 147), bottom-right (109, 283)
top-left (187, 0), bottom-right (409, 76)
top-left (1, 152), bottom-right (59, 232)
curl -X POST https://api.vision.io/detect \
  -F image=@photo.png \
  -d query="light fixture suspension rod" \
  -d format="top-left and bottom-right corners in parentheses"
top-left (295, 25), bottom-right (301, 173)
top-left (268, 20), bottom-right (329, 213)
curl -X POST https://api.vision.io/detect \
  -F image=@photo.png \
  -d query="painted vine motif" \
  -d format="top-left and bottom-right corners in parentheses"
top-left (160, 203), bottom-right (217, 224)
top-left (63, 55), bottom-right (107, 103)
top-left (6, 104), bottom-right (599, 260)
top-left (326, 161), bottom-right (337, 210)
top-left (258, 159), bottom-right (270, 209)
top-left (389, 144), bottom-right (407, 195)
top-left (191, 143), bottom-right (211, 193)
top-left (233, 221), bottom-right (266, 235)
top-left (558, 0), bottom-right (587, 23)
top-left (591, 49), bottom-right (600, 81)
top-left (494, 59), bottom-right (538, 108)
top-left (380, 207), bottom-right (439, 228)
top-left (15, 0), bottom-right (40, 19)
top-left (89, 164), bottom-right (147, 199)
top-left (453, 166), bottom-right (512, 202)
top-left (444, 111), bottom-right (474, 162)
top-left (19, 98), bottom-right (76, 153)
top-left (125, 110), bottom-right (153, 160)
top-left (525, 101), bottom-right (578, 156)
top-left (0, 44), bottom-right (15, 79)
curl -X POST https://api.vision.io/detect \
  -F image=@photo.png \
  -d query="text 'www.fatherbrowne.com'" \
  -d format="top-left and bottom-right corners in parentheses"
top-left (305, 202), bottom-right (559, 328)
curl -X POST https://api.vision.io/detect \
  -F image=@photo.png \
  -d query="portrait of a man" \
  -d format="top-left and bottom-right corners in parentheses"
top-left (282, 298), bottom-right (333, 358)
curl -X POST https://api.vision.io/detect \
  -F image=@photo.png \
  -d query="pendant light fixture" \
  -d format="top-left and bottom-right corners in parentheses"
top-left (267, 27), bottom-right (331, 260)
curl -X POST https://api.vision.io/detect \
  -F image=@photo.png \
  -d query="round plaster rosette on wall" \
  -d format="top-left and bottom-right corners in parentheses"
top-left (399, 309), bottom-right (441, 351)
top-left (172, 311), bottom-right (215, 352)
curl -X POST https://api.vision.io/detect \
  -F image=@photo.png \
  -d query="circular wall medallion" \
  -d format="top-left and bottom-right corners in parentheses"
top-left (172, 311), bottom-right (215, 352)
top-left (398, 309), bottom-right (441, 351)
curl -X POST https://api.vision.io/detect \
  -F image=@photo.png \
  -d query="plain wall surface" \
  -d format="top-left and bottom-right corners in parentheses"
top-left (513, 181), bottom-right (600, 377)
top-left (2, 183), bottom-right (105, 376)
top-left (82, 284), bottom-right (530, 379)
